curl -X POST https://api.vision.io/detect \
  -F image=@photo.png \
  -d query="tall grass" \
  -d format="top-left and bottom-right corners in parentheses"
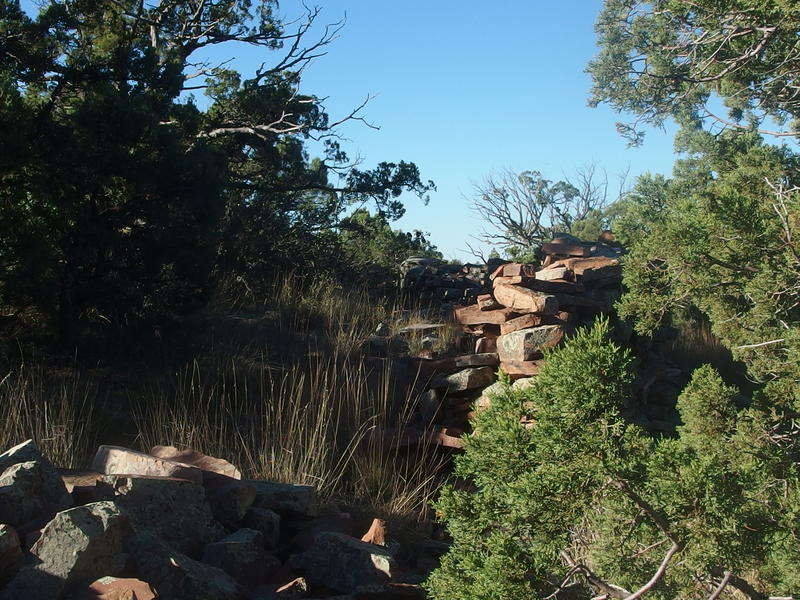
top-left (0, 364), bottom-right (99, 468)
top-left (1, 274), bottom-right (451, 524)
top-left (135, 353), bottom-right (448, 522)
top-left (135, 274), bottom-right (449, 522)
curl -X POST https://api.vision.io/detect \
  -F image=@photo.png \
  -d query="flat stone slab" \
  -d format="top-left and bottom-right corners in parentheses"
top-left (150, 445), bottom-right (242, 479)
top-left (431, 367), bottom-right (496, 393)
top-left (493, 284), bottom-right (558, 315)
top-left (92, 445), bottom-right (203, 483)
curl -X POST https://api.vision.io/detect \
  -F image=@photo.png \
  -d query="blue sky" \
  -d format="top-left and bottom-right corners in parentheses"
top-left (286, 0), bottom-right (679, 260)
top-left (19, 0), bottom-right (681, 260)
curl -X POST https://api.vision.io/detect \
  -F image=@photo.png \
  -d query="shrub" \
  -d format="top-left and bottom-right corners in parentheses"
top-left (426, 319), bottom-right (800, 599)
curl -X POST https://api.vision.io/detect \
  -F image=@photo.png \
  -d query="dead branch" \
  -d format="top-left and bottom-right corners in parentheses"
top-left (558, 550), bottom-right (631, 599)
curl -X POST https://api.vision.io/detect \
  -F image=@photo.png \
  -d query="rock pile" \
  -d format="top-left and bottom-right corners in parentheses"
top-left (387, 236), bottom-right (624, 445)
top-left (399, 258), bottom-right (488, 304)
top-left (0, 441), bottom-right (434, 600)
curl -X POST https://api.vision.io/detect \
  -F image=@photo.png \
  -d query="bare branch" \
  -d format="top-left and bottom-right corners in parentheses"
top-left (622, 541), bottom-right (681, 600)
top-left (708, 571), bottom-right (732, 600)
top-left (558, 550), bottom-right (630, 600)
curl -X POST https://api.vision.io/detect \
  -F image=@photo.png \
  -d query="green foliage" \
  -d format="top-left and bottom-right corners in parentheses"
top-left (339, 209), bottom-right (442, 271)
top-left (428, 321), bottom-right (800, 599)
top-left (614, 129), bottom-right (800, 385)
top-left (0, 0), bottom-right (433, 344)
top-left (589, 0), bottom-right (800, 144)
top-left (427, 319), bottom-right (639, 599)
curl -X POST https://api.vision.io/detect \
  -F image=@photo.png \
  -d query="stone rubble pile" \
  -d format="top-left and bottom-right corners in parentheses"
top-left (373, 236), bottom-right (624, 447)
top-left (398, 258), bottom-right (492, 304)
top-left (0, 441), bottom-right (437, 600)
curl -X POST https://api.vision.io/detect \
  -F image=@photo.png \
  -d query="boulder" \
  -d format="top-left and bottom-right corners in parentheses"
top-left (476, 294), bottom-right (500, 311)
top-left (416, 389), bottom-right (441, 424)
top-left (92, 446), bottom-right (202, 484)
top-left (206, 478), bottom-right (256, 524)
top-left (292, 532), bottom-right (397, 594)
top-left (451, 353), bottom-right (499, 369)
top-left (500, 313), bottom-right (546, 335)
top-left (243, 507), bottom-right (281, 549)
top-left (289, 513), bottom-right (355, 552)
top-left (1, 502), bottom-right (130, 600)
top-left (249, 480), bottom-right (318, 518)
top-left (0, 524), bottom-right (22, 586)
top-left (453, 305), bottom-right (519, 325)
top-left (131, 536), bottom-right (243, 600)
top-left (512, 377), bottom-right (536, 392)
top-left (104, 474), bottom-right (225, 555)
top-left (500, 360), bottom-right (544, 379)
top-left (0, 461), bottom-right (68, 527)
top-left (360, 519), bottom-right (387, 546)
top-left (492, 284), bottom-right (558, 315)
top-left (0, 440), bottom-right (71, 513)
top-left (202, 528), bottom-right (279, 587)
top-left (475, 381), bottom-right (506, 410)
top-left (496, 325), bottom-right (564, 362)
top-left (431, 367), bottom-right (495, 393)
top-left (534, 266), bottom-right (571, 281)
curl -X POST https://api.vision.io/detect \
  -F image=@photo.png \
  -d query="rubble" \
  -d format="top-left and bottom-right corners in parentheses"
top-left (292, 532), bottom-right (397, 594)
top-left (384, 235), bottom-right (623, 439)
top-left (0, 236), bottom-right (626, 600)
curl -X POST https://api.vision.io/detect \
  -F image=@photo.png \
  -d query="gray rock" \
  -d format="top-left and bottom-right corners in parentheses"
top-left (496, 325), bottom-right (564, 362)
top-left (0, 524), bottom-right (22, 586)
top-left (202, 528), bottom-right (280, 586)
top-left (132, 535), bottom-right (243, 600)
top-left (0, 461), bottom-right (55, 527)
top-left (104, 474), bottom-right (225, 555)
top-left (0, 501), bottom-right (130, 600)
top-left (248, 480), bottom-right (317, 517)
top-left (476, 381), bottom-right (506, 410)
top-left (511, 377), bottom-right (536, 392)
top-left (432, 367), bottom-right (496, 393)
top-left (207, 478), bottom-right (256, 524)
top-left (0, 440), bottom-right (71, 515)
top-left (293, 532), bottom-right (397, 594)
top-left (243, 507), bottom-right (281, 548)
top-left (452, 353), bottom-right (500, 368)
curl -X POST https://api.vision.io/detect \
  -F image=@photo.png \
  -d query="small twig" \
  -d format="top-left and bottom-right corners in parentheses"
top-left (735, 339), bottom-right (785, 350)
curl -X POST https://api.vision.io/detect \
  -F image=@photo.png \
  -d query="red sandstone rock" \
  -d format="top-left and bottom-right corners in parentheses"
top-left (361, 518), bottom-right (388, 547)
top-left (76, 576), bottom-right (158, 600)
top-left (454, 304), bottom-right (519, 325)
top-left (492, 284), bottom-right (558, 315)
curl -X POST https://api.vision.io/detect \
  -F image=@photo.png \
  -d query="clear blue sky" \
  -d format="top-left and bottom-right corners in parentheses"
top-left (286, 0), bottom-right (679, 260)
top-left (20, 0), bottom-right (681, 261)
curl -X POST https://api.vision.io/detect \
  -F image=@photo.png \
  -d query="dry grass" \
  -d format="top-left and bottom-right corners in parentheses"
top-left (0, 364), bottom-right (99, 468)
top-left (0, 274), bottom-right (450, 525)
top-left (135, 352), bottom-right (448, 522)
